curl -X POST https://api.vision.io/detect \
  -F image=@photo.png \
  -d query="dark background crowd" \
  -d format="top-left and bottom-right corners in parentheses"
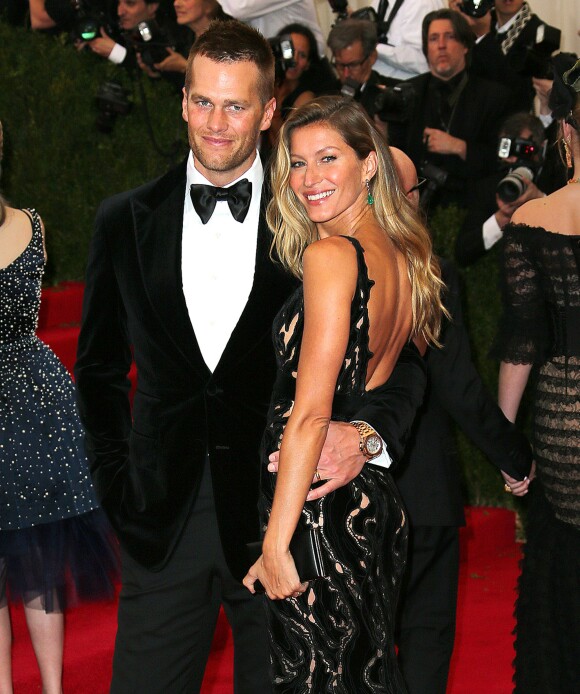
top-left (2, 0), bottom-right (577, 264)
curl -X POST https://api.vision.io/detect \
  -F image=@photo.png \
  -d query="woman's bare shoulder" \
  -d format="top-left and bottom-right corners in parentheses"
top-left (512, 186), bottom-right (579, 231)
top-left (303, 236), bottom-right (359, 283)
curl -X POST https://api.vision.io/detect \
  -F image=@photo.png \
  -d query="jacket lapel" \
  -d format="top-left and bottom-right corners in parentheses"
top-left (131, 162), bottom-right (209, 377)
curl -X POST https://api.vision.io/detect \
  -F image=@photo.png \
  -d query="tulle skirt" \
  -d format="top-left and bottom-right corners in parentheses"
top-left (0, 510), bottom-right (119, 613)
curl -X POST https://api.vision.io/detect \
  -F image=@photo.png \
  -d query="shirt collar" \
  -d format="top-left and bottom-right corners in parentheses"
top-left (496, 11), bottom-right (520, 35)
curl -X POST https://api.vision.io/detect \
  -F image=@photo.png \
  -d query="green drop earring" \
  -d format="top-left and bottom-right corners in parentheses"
top-left (366, 179), bottom-right (374, 205)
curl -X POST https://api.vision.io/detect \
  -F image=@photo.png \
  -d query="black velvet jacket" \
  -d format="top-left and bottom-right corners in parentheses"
top-left (75, 161), bottom-right (427, 579)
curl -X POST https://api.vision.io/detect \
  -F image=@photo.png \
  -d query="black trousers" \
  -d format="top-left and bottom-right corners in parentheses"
top-left (396, 525), bottom-right (460, 694)
top-left (111, 459), bottom-right (271, 694)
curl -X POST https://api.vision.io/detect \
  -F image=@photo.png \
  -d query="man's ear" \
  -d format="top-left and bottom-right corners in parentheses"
top-left (260, 97), bottom-right (277, 132)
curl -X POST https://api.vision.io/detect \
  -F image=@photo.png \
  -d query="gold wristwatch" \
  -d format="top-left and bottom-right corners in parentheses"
top-left (351, 421), bottom-right (383, 460)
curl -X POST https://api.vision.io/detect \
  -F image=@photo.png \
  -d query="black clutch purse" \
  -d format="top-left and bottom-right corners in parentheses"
top-left (246, 524), bottom-right (327, 594)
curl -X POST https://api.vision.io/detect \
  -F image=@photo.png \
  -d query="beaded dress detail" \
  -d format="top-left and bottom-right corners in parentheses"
top-left (260, 236), bottom-right (408, 693)
top-left (0, 209), bottom-right (118, 611)
top-left (494, 223), bottom-right (580, 693)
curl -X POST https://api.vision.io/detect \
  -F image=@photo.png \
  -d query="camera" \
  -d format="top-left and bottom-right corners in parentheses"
top-left (95, 81), bottom-right (132, 133)
top-left (497, 166), bottom-right (534, 203)
top-left (497, 136), bottom-right (538, 161)
top-left (341, 78), bottom-right (415, 122)
top-left (69, 0), bottom-right (110, 41)
top-left (457, 0), bottom-right (493, 19)
top-left (129, 21), bottom-right (173, 69)
top-left (418, 161), bottom-right (449, 208)
top-left (327, 1), bottom-right (390, 43)
top-left (269, 35), bottom-right (295, 85)
top-left (327, 0), bottom-right (349, 21)
top-left (370, 82), bottom-right (415, 122)
top-left (519, 23), bottom-right (561, 79)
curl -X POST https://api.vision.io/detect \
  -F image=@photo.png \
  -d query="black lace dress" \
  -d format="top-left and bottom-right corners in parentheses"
top-left (0, 209), bottom-right (119, 612)
top-left (494, 223), bottom-right (580, 694)
top-left (260, 237), bottom-right (409, 693)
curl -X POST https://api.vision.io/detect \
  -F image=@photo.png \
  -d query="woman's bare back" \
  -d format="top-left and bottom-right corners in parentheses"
top-left (354, 225), bottom-right (414, 391)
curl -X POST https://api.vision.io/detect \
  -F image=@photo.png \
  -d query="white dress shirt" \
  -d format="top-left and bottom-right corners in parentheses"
top-left (220, 0), bottom-right (326, 57)
top-left (181, 150), bottom-right (391, 468)
top-left (373, 0), bottom-right (445, 81)
top-left (182, 151), bottom-right (262, 372)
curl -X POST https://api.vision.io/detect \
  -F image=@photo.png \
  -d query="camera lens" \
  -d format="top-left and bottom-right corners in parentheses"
top-left (497, 166), bottom-right (534, 203)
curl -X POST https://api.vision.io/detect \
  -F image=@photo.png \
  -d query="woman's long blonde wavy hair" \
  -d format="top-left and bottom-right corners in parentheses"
top-left (266, 96), bottom-right (445, 346)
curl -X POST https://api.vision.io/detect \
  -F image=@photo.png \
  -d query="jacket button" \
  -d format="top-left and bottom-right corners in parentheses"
top-left (207, 384), bottom-right (217, 397)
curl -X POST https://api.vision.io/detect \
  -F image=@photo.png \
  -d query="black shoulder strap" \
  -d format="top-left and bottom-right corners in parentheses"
top-left (381, 0), bottom-right (406, 41)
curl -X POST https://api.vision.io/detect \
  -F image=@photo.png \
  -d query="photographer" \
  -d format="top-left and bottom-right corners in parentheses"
top-left (472, 0), bottom-right (561, 112)
top-left (391, 8), bottom-right (511, 209)
top-left (327, 18), bottom-right (398, 134)
top-left (266, 25), bottom-right (320, 147)
top-left (30, 0), bottom-right (114, 33)
top-left (455, 111), bottom-right (566, 266)
top-left (79, 0), bottom-right (160, 66)
top-left (138, 0), bottom-right (227, 78)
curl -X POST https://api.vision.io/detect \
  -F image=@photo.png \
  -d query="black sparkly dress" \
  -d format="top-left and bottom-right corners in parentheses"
top-left (494, 223), bottom-right (580, 694)
top-left (260, 237), bottom-right (409, 693)
top-left (0, 209), bottom-right (118, 612)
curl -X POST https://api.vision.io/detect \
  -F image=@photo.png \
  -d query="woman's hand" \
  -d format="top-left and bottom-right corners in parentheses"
top-left (243, 550), bottom-right (307, 600)
top-left (501, 461), bottom-right (536, 497)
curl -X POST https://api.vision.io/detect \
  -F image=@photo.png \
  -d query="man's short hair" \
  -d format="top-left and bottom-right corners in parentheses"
top-left (185, 20), bottom-right (275, 104)
top-left (500, 112), bottom-right (546, 149)
top-left (327, 19), bottom-right (378, 57)
top-left (421, 8), bottom-right (474, 59)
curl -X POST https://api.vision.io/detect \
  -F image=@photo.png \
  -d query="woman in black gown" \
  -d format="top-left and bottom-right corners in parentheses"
top-left (495, 59), bottom-right (580, 693)
top-left (244, 97), bottom-right (445, 692)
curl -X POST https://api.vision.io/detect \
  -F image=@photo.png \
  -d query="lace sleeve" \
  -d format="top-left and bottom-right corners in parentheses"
top-left (491, 224), bottom-right (550, 364)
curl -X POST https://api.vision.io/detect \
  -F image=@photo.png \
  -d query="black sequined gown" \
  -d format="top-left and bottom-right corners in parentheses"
top-left (260, 237), bottom-right (409, 693)
top-left (0, 209), bottom-right (118, 612)
top-left (494, 223), bottom-right (580, 693)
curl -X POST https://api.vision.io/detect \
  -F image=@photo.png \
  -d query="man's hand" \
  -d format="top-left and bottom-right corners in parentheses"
top-left (88, 28), bottom-right (116, 58)
top-left (532, 77), bottom-right (553, 116)
top-left (136, 52), bottom-right (162, 79)
top-left (494, 180), bottom-right (544, 228)
top-left (268, 421), bottom-right (365, 501)
top-left (153, 47), bottom-right (187, 74)
top-left (423, 127), bottom-right (467, 160)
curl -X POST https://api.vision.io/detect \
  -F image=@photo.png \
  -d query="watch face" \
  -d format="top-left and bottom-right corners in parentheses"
top-left (366, 435), bottom-right (382, 456)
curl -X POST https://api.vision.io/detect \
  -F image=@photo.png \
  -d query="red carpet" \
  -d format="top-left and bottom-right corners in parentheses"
top-left (9, 508), bottom-right (520, 693)
top-left (11, 285), bottom-right (519, 693)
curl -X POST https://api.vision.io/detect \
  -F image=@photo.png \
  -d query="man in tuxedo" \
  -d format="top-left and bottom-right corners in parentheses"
top-left (75, 20), bottom-right (426, 693)
top-left (392, 149), bottom-right (533, 694)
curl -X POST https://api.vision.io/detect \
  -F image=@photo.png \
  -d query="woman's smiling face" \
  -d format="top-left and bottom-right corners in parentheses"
top-left (289, 122), bottom-right (376, 232)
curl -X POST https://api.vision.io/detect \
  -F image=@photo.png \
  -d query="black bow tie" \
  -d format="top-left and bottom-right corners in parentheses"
top-left (190, 179), bottom-right (252, 225)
